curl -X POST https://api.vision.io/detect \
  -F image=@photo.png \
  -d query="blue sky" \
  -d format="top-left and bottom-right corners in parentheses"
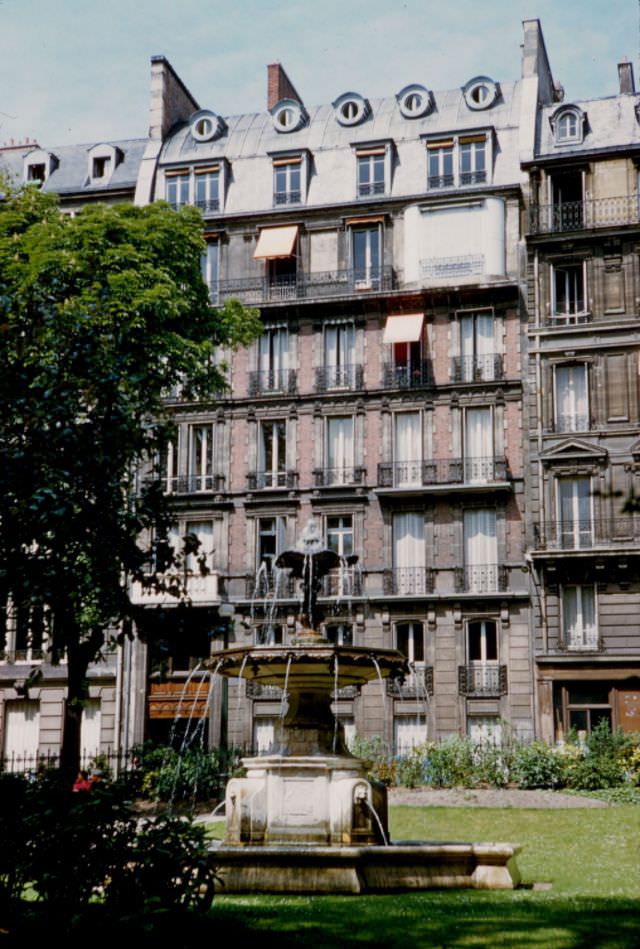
top-left (1, 0), bottom-right (638, 147)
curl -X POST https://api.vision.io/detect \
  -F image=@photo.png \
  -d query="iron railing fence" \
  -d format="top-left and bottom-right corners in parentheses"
top-left (534, 516), bottom-right (640, 550)
top-left (454, 564), bottom-right (509, 593)
top-left (313, 466), bottom-right (367, 488)
top-left (383, 568), bottom-right (436, 596)
top-left (247, 470), bottom-right (298, 491)
top-left (216, 266), bottom-right (395, 305)
top-left (248, 368), bottom-right (298, 396)
top-left (382, 361), bottom-right (433, 389)
top-left (314, 364), bottom-right (364, 392)
top-left (386, 664), bottom-right (434, 698)
top-left (529, 195), bottom-right (640, 234)
top-left (377, 456), bottom-right (508, 488)
top-left (458, 663), bottom-right (508, 696)
top-left (451, 354), bottom-right (504, 383)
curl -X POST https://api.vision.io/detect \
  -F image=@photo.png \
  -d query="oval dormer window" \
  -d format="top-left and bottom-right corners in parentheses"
top-left (463, 77), bottom-right (499, 111)
top-left (271, 99), bottom-right (307, 133)
top-left (190, 110), bottom-right (226, 142)
top-left (397, 84), bottom-right (432, 119)
top-left (333, 92), bottom-right (370, 127)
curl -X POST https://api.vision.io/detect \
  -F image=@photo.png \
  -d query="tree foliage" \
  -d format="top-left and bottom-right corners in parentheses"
top-left (0, 183), bottom-right (260, 769)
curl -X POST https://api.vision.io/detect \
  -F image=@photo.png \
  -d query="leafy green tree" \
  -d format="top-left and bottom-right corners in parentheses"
top-left (0, 184), bottom-right (260, 773)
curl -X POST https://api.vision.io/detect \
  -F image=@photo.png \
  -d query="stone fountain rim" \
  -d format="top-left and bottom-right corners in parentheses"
top-left (206, 644), bottom-right (410, 681)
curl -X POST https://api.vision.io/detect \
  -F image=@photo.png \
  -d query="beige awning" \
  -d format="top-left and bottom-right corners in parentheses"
top-left (383, 313), bottom-right (424, 343)
top-left (254, 225), bottom-right (299, 259)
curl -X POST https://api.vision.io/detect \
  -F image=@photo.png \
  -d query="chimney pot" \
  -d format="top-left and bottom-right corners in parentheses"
top-left (267, 63), bottom-right (303, 110)
top-left (618, 58), bottom-right (636, 95)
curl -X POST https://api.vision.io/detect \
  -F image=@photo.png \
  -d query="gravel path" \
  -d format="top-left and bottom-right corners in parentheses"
top-left (388, 787), bottom-right (609, 808)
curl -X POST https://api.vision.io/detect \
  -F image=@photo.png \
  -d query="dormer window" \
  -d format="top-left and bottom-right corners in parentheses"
top-left (27, 163), bottom-right (46, 183)
top-left (271, 99), bottom-right (307, 133)
top-left (462, 77), bottom-right (500, 111)
top-left (23, 148), bottom-right (57, 186)
top-left (87, 144), bottom-right (122, 185)
top-left (92, 156), bottom-right (111, 179)
top-left (550, 106), bottom-right (586, 145)
top-left (190, 109), bottom-right (227, 142)
top-left (397, 84), bottom-right (433, 119)
top-left (333, 92), bottom-right (370, 127)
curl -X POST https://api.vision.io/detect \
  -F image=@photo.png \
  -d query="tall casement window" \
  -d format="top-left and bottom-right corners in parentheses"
top-left (273, 157), bottom-right (301, 205)
top-left (562, 683), bottom-right (612, 733)
top-left (253, 225), bottom-right (299, 298)
top-left (326, 623), bottom-right (353, 646)
top-left (561, 585), bottom-right (598, 650)
top-left (393, 512), bottom-right (426, 594)
top-left (165, 169), bottom-right (190, 209)
top-left (468, 619), bottom-right (498, 664)
top-left (188, 424), bottom-right (214, 492)
top-left (552, 262), bottom-right (587, 321)
top-left (427, 140), bottom-right (454, 189)
top-left (557, 476), bottom-right (592, 548)
top-left (554, 364), bottom-right (589, 433)
top-left (463, 407), bottom-right (494, 483)
top-left (183, 519), bottom-right (214, 573)
top-left (326, 515), bottom-right (354, 558)
top-left (396, 622), bottom-right (424, 664)
top-left (356, 148), bottom-right (385, 197)
top-left (256, 516), bottom-right (286, 573)
top-left (459, 136), bottom-right (486, 185)
top-left (326, 416), bottom-right (355, 485)
top-left (258, 419), bottom-right (287, 488)
top-left (549, 169), bottom-right (584, 230)
top-left (194, 166), bottom-right (220, 212)
top-left (351, 224), bottom-right (381, 289)
top-left (201, 239), bottom-right (219, 302)
top-left (382, 312), bottom-right (426, 388)
top-left (324, 322), bottom-right (356, 389)
top-left (158, 438), bottom-right (177, 493)
top-left (394, 411), bottom-right (422, 486)
top-left (463, 509), bottom-right (498, 592)
top-left (258, 325), bottom-right (289, 393)
top-left (3, 700), bottom-right (40, 770)
top-left (458, 311), bottom-right (496, 381)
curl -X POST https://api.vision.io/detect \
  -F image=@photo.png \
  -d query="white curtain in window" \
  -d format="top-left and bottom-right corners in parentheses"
top-left (325, 323), bottom-right (354, 369)
top-left (563, 586), bottom-right (597, 648)
top-left (185, 520), bottom-right (214, 572)
top-left (558, 477), bottom-right (591, 547)
top-left (259, 327), bottom-right (288, 375)
top-left (464, 509), bottom-right (497, 591)
top-left (555, 365), bottom-right (588, 432)
top-left (3, 700), bottom-right (39, 770)
top-left (394, 513), bottom-right (425, 568)
top-left (327, 417), bottom-right (354, 481)
top-left (394, 719), bottom-right (427, 755)
top-left (467, 717), bottom-right (503, 746)
top-left (394, 412), bottom-right (421, 485)
top-left (464, 408), bottom-right (492, 482)
top-left (460, 313), bottom-right (494, 380)
top-left (80, 699), bottom-right (101, 764)
top-left (254, 719), bottom-right (276, 754)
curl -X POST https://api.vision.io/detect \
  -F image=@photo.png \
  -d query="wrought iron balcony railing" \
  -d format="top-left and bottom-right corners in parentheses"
top-left (217, 266), bottom-right (395, 305)
top-left (546, 311), bottom-right (591, 326)
top-left (358, 181), bottom-right (386, 197)
top-left (451, 354), bottom-right (504, 383)
top-left (320, 567), bottom-right (363, 598)
top-left (454, 564), bottom-right (508, 593)
top-left (248, 368), bottom-right (297, 396)
top-left (194, 198), bottom-right (220, 214)
top-left (382, 361), bottom-right (433, 389)
top-left (383, 567), bottom-right (435, 595)
top-left (314, 364), bottom-right (364, 392)
top-left (273, 191), bottom-right (301, 206)
top-left (458, 663), bottom-right (508, 696)
top-left (0, 648), bottom-right (45, 664)
top-left (528, 195), bottom-right (640, 235)
top-left (144, 474), bottom-right (226, 495)
top-left (247, 470), bottom-right (298, 490)
top-left (428, 174), bottom-right (455, 189)
top-left (421, 254), bottom-right (485, 281)
top-left (246, 570), bottom-right (297, 600)
top-left (533, 517), bottom-right (640, 550)
top-left (130, 571), bottom-right (221, 606)
top-left (386, 663), bottom-right (434, 698)
top-left (313, 466), bottom-right (367, 488)
top-left (459, 170), bottom-right (487, 186)
top-left (377, 457), bottom-right (508, 489)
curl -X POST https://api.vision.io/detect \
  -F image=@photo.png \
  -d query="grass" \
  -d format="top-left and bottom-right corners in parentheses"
top-left (207, 804), bottom-right (640, 949)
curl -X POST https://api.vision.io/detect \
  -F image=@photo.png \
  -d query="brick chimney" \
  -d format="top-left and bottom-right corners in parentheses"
top-left (267, 63), bottom-right (303, 110)
top-left (618, 57), bottom-right (636, 95)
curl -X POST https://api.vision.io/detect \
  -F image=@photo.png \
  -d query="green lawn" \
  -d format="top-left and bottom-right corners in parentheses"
top-left (208, 805), bottom-right (640, 949)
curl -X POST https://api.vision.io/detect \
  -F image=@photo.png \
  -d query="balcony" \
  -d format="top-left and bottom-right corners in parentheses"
top-left (320, 567), bottom-right (363, 598)
top-left (427, 174), bottom-right (455, 190)
top-left (528, 195), bottom-right (640, 235)
top-left (533, 517), bottom-right (640, 552)
top-left (382, 361), bottom-right (433, 389)
top-left (315, 364), bottom-right (364, 392)
top-left (421, 254), bottom-right (485, 282)
top-left (130, 571), bottom-right (221, 606)
top-left (454, 564), bottom-right (508, 594)
top-left (458, 663), bottom-right (507, 697)
top-left (358, 181), bottom-right (386, 198)
top-left (273, 191), bottom-right (301, 206)
top-left (216, 266), bottom-right (395, 306)
top-left (150, 474), bottom-right (226, 496)
top-left (377, 457), bottom-right (509, 493)
top-left (194, 198), bottom-right (220, 214)
top-left (247, 470), bottom-right (298, 491)
top-left (386, 663), bottom-right (434, 698)
top-left (313, 466), bottom-right (367, 488)
top-left (245, 570), bottom-right (297, 601)
top-left (383, 568), bottom-right (435, 596)
top-left (248, 368), bottom-right (297, 396)
top-left (451, 354), bottom-right (504, 383)
top-left (460, 170), bottom-right (487, 186)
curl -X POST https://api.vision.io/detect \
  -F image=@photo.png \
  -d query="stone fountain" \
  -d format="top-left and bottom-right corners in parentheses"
top-left (207, 520), bottom-right (521, 893)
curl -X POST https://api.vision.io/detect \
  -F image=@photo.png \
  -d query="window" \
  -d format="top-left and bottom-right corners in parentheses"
top-left (194, 167), bottom-right (219, 213)
top-left (351, 224), bottom-right (382, 288)
top-left (92, 156), bottom-right (111, 179)
top-left (383, 313), bottom-right (426, 388)
top-left (201, 239), bottom-right (219, 302)
top-left (462, 77), bottom-right (499, 111)
top-left (257, 326), bottom-right (290, 393)
top-left (323, 322), bottom-right (356, 389)
top-left (327, 515), bottom-right (354, 558)
top-left (427, 135), bottom-right (490, 190)
top-left (256, 516), bottom-right (286, 573)
top-left (3, 700), bottom-right (40, 771)
top-left (397, 84), bottom-right (432, 119)
top-left (165, 170), bottom-right (190, 209)
top-left (394, 411), bottom-right (422, 486)
top-left (326, 623), bottom-right (353, 646)
top-left (554, 364), bottom-right (589, 432)
top-left (552, 262), bottom-right (587, 321)
top-left (271, 100), bottom-right (307, 133)
top-left (158, 438), bottom-right (177, 493)
top-left (273, 158), bottom-right (301, 205)
top-left (393, 512), bottom-right (426, 594)
top-left (80, 699), bottom-right (101, 765)
top-left (457, 310), bottom-right (496, 381)
top-left (549, 170), bottom-right (584, 230)
top-left (562, 585), bottom-right (598, 650)
top-left (188, 424), bottom-right (214, 492)
top-left (190, 110), bottom-right (226, 142)
top-left (463, 407), bottom-right (494, 483)
top-left (396, 622), bottom-right (424, 663)
top-left (468, 620), bottom-right (498, 663)
top-left (357, 150), bottom-right (385, 197)
top-left (467, 717), bottom-right (502, 746)
top-left (326, 416), bottom-right (355, 485)
top-left (562, 683), bottom-right (612, 733)
top-left (253, 718), bottom-right (277, 753)
top-left (551, 107), bottom-right (585, 145)
top-left (254, 225), bottom-right (299, 299)
top-left (255, 624), bottom-right (284, 645)
top-left (459, 136), bottom-right (486, 185)
top-left (427, 140), bottom-right (454, 189)
top-left (463, 509), bottom-right (498, 592)
top-left (333, 92), bottom-right (370, 126)
top-left (6, 604), bottom-right (47, 663)
top-left (557, 476), bottom-right (592, 548)
top-left (394, 718), bottom-right (427, 755)
top-left (258, 420), bottom-right (287, 488)
top-left (26, 163), bottom-right (46, 183)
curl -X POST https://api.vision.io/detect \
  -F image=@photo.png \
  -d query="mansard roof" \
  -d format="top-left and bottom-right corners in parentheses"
top-left (536, 93), bottom-right (640, 160)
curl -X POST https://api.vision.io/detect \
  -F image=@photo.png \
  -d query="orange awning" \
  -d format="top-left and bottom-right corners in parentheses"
top-left (383, 313), bottom-right (424, 343)
top-left (253, 225), bottom-right (299, 259)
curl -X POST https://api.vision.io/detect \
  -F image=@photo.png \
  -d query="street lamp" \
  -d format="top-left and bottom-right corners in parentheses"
top-left (213, 602), bottom-right (235, 767)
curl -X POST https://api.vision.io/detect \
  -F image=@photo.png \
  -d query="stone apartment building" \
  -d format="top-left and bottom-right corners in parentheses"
top-left (1, 19), bottom-right (639, 768)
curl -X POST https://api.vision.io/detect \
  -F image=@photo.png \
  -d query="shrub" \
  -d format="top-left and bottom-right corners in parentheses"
top-left (421, 737), bottom-right (475, 788)
top-left (512, 741), bottom-right (566, 789)
top-left (132, 743), bottom-right (226, 803)
top-left (349, 735), bottom-right (396, 786)
top-left (565, 753), bottom-right (626, 790)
